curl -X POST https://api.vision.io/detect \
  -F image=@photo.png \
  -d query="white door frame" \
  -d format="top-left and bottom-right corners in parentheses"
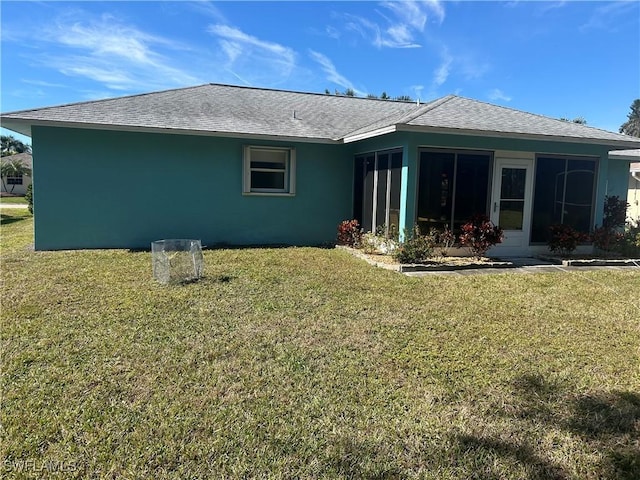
top-left (490, 156), bottom-right (534, 255)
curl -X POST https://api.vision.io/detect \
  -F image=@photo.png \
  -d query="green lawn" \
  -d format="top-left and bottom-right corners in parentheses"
top-left (1, 208), bottom-right (639, 479)
top-left (0, 195), bottom-right (27, 204)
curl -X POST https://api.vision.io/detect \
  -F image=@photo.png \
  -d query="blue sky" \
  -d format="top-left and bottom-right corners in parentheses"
top-left (1, 0), bottom-right (639, 145)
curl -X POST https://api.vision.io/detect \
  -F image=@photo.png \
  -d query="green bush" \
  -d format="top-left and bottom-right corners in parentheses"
top-left (25, 183), bottom-right (33, 214)
top-left (427, 226), bottom-right (455, 256)
top-left (618, 219), bottom-right (640, 257)
top-left (392, 226), bottom-right (433, 264)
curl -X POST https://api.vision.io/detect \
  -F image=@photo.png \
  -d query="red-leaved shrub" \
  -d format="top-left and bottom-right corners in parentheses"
top-left (337, 219), bottom-right (362, 247)
top-left (458, 214), bottom-right (504, 258)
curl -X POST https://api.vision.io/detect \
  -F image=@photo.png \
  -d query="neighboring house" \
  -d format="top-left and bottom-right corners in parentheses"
top-left (0, 152), bottom-right (32, 196)
top-left (631, 162), bottom-right (640, 222)
top-left (610, 149), bottom-right (640, 222)
top-left (2, 83), bottom-right (640, 254)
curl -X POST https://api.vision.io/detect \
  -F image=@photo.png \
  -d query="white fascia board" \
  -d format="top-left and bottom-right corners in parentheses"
top-left (0, 119), bottom-right (341, 145)
top-left (396, 125), bottom-right (640, 150)
top-left (609, 150), bottom-right (640, 161)
top-left (342, 125), bottom-right (398, 144)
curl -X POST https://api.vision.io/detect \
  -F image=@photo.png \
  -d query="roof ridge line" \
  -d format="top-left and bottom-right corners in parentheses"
top-left (1, 82), bottom-right (428, 117)
top-left (337, 106), bottom-right (416, 140)
top-left (205, 82), bottom-right (419, 104)
top-left (394, 95), bottom-right (456, 124)
top-left (339, 96), bottom-right (448, 141)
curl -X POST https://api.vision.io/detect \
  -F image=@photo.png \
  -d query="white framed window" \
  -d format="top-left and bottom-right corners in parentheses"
top-left (243, 146), bottom-right (296, 195)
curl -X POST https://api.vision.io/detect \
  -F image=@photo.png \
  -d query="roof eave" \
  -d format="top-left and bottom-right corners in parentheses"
top-left (609, 150), bottom-right (640, 162)
top-left (397, 125), bottom-right (640, 149)
top-left (1, 118), bottom-right (32, 137)
top-left (0, 118), bottom-right (341, 145)
top-left (342, 125), bottom-right (398, 144)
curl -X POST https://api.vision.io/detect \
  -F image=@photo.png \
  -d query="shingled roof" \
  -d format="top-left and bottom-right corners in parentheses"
top-left (2, 83), bottom-right (640, 149)
top-left (0, 152), bottom-right (32, 168)
top-left (610, 149), bottom-right (640, 161)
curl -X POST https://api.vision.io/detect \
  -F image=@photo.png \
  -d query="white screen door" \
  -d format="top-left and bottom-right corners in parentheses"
top-left (490, 158), bottom-right (533, 251)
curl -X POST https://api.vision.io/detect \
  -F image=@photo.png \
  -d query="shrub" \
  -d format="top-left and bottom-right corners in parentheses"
top-left (337, 219), bottom-right (362, 247)
top-left (361, 231), bottom-right (398, 255)
top-left (458, 214), bottom-right (503, 259)
top-left (602, 195), bottom-right (628, 230)
top-left (375, 223), bottom-right (399, 242)
top-left (592, 196), bottom-right (630, 255)
top-left (592, 225), bottom-right (623, 254)
top-left (427, 226), bottom-right (455, 257)
top-left (25, 183), bottom-right (33, 214)
top-left (619, 218), bottom-right (640, 257)
top-left (392, 226), bottom-right (433, 264)
top-left (548, 224), bottom-right (589, 256)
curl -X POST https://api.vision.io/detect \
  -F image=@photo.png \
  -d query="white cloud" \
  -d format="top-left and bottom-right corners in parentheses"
top-left (308, 50), bottom-right (363, 95)
top-left (208, 25), bottom-right (295, 65)
top-left (22, 79), bottom-right (66, 88)
top-left (433, 51), bottom-right (453, 87)
top-left (57, 17), bottom-right (155, 64)
top-left (488, 88), bottom-right (512, 102)
top-left (207, 24), bottom-right (297, 85)
top-left (219, 39), bottom-right (243, 64)
top-left (538, 1), bottom-right (567, 15)
top-left (333, 0), bottom-right (445, 49)
top-left (29, 12), bottom-right (200, 92)
top-left (382, 24), bottom-right (421, 48)
top-left (187, 0), bottom-right (227, 22)
top-left (580, 1), bottom-right (638, 32)
top-left (326, 26), bottom-right (341, 40)
top-left (381, 0), bottom-right (444, 28)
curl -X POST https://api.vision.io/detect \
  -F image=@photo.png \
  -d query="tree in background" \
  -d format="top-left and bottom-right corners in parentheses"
top-left (619, 99), bottom-right (640, 137)
top-left (1, 135), bottom-right (31, 156)
top-left (559, 117), bottom-right (587, 125)
top-left (323, 89), bottom-right (411, 101)
top-left (0, 157), bottom-right (32, 193)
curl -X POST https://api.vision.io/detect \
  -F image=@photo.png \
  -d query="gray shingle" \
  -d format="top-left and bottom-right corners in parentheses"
top-left (1, 84), bottom-right (417, 142)
top-left (404, 96), bottom-right (640, 145)
top-left (2, 83), bottom-right (640, 149)
top-left (0, 152), bottom-right (32, 168)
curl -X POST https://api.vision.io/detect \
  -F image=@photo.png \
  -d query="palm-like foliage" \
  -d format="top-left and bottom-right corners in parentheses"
top-left (1, 158), bottom-right (32, 193)
top-left (619, 99), bottom-right (640, 137)
top-left (1, 135), bottom-right (31, 156)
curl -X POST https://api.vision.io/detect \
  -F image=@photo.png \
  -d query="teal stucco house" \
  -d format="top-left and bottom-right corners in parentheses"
top-left (2, 84), bottom-right (640, 255)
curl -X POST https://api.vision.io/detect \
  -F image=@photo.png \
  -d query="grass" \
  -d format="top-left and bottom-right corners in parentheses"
top-left (0, 195), bottom-right (27, 204)
top-left (1, 208), bottom-right (639, 479)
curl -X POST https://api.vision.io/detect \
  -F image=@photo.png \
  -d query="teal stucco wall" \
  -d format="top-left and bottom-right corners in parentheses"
top-left (606, 156), bottom-right (632, 200)
top-left (30, 125), bottom-right (628, 251)
top-left (31, 127), bottom-right (352, 250)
